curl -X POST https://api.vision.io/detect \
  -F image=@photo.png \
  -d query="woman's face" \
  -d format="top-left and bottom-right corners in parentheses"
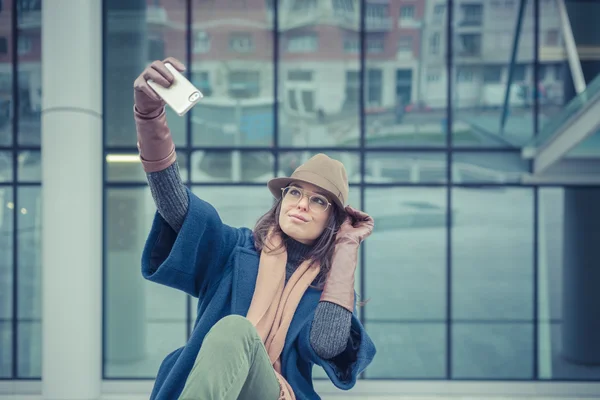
top-left (278, 182), bottom-right (332, 245)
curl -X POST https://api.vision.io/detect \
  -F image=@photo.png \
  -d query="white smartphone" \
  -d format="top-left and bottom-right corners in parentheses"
top-left (147, 63), bottom-right (203, 116)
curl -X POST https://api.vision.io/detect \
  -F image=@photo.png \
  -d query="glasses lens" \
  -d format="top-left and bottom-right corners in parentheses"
top-left (309, 195), bottom-right (328, 213)
top-left (283, 187), bottom-right (302, 201)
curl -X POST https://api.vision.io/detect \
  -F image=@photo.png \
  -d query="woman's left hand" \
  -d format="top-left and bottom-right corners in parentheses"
top-left (337, 206), bottom-right (374, 246)
top-left (321, 206), bottom-right (373, 312)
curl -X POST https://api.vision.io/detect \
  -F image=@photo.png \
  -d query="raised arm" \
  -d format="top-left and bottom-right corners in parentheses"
top-left (134, 58), bottom-right (245, 298)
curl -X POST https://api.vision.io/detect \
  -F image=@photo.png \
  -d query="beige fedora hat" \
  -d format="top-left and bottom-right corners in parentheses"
top-left (268, 153), bottom-right (349, 209)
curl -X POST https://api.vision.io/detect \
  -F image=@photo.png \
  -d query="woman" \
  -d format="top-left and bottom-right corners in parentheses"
top-left (133, 57), bottom-right (376, 400)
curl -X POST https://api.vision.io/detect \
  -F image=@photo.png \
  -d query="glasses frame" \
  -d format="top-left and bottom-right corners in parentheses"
top-left (281, 185), bottom-right (332, 213)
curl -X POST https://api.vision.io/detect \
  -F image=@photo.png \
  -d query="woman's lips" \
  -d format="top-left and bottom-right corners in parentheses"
top-left (289, 214), bottom-right (308, 222)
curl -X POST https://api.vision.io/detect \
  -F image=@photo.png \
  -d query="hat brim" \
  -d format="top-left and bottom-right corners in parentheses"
top-left (267, 177), bottom-right (344, 210)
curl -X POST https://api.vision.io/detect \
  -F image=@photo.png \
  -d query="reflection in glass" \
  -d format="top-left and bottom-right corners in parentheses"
top-left (452, 322), bottom-right (534, 380)
top-left (105, 0), bottom-right (187, 147)
top-left (365, 188), bottom-right (446, 321)
top-left (17, 151), bottom-right (41, 182)
top-left (0, 151), bottom-right (12, 182)
top-left (452, 152), bottom-right (529, 183)
top-left (0, 322), bottom-right (11, 378)
top-left (366, 2), bottom-right (448, 148)
top-left (104, 187), bottom-right (187, 378)
top-left (452, 323), bottom-right (533, 379)
top-left (452, 188), bottom-right (534, 320)
top-left (191, 2), bottom-right (274, 147)
top-left (18, 321), bottom-right (41, 378)
top-left (17, 54), bottom-right (42, 146)
top-left (450, 1), bottom-right (536, 147)
top-left (0, 188), bottom-right (13, 321)
top-left (367, 322), bottom-right (445, 379)
top-left (538, 189), bottom-right (600, 380)
top-left (278, 1), bottom-right (360, 147)
top-left (0, 69), bottom-right (11, 146)
top-left (106, 152), bottom-right (189, 183)
top-left (105, 322), bottom-right (187, 378)
top-left (17, 187), bottom-right (41, 321)
top-left (278, 151), bottom-right (360, 183)
top-left (365, 152), bottom-right (446, 183)
top-left (190, 151), bottom-right (273, 183)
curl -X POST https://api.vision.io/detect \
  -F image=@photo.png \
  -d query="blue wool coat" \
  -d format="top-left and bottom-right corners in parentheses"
top-left (141, 188), bottom-right (376, 400)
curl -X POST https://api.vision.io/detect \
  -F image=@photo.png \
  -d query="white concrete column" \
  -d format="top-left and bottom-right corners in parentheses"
top-left (41, 1), bottom-right (102, 399)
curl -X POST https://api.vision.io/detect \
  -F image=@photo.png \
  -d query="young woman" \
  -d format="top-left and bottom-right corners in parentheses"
top-left (133, 57), bottom-right (376, 400)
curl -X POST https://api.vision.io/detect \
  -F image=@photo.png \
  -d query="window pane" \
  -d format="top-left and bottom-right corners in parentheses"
top-left (17, 150), bottom-right (41, 182)
top-left (538, 188), bottom-right (600, 380)
top-left (452, 323), bottom-right (534, 379)
top-left (452, 152), bottom-right (529, 183)
top-left (17, 187), bottom-right (41, 320)
top-left (366, 152), bottom-right (447, 183)
top-left (452, 188), bottom-right (534, 320)
top-left (363, 3), bottom-right (446, 148)
top-left (17, 12), bottom-right (42, 146)
top-left (279, 151), bottom-right (360, 184)
top-left (0, 151), bottom-right (12, 182)
top-left (106, 153), bottom-right (189, 183)
top-left (367, 322), bottom-right (446, 378)
top-left (191, 3), bottom-right (274, 147)
top-left (278, 3), bottom-right (360, 147)
top-left (0, 322), bottom-right (10, 378)
top-left (0, 187), bottom-right (13, 320)
top-left (0, 72), bottom-right (12, 146)
top-left (105, 187), bottom-right (187, 378)
top-left (191, 151), bottom-right (274, 183)
top-left (18, 321), bottom-right (40, 378)
top-left (105, 1), bottom-right (187, 147)
top-left (365, 188), bottom-right (446, 320)
top-left (452, 2), bottom-right (534, 147)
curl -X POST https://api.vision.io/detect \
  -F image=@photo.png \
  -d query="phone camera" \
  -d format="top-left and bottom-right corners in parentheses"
top-left (189, 92), bottom-right (200, 102)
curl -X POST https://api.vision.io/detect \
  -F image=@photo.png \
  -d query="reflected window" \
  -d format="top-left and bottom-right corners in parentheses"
top-left (459, 3), bottom-right (483, 27)
top-left (344, 35), bottom-right (359, 53)
top-left (367, 69), bottom-right (382, 106)
top-left (367, 34), bottom-right (384, 53)
top-left (430, 33), bottom-right (440, 54)
top-left (398, 36), bottom-right (413, 54)
top-left (229, 33), bottom-right (254, 53)
top-left (457, 33), bottom-right (481, 56)
top-left (400, 5), bottom-right (415, 21)
top-left (483, 66), bottom-right (502, 83)
top-left (193, 31), bottom-right (210, 54)
top-left (286, 34), bottom-right (318, 53)
top-left (292, 0), bottom-right (316, 11)
top-left (228, 71), bottom-right (260, 99)
top-left (332, 0), bottom-right (354, 14)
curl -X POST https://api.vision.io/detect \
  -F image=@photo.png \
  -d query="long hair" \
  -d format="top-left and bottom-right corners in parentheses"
top-left (253, 197), bottom-right (347, 288)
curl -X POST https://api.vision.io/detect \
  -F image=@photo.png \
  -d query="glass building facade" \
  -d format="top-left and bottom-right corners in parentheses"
top-left (2, 0), bottom-right (600, 392)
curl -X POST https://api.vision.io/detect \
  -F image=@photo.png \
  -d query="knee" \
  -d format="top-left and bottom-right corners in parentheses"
top-left (206, 315), bottom-right (259, 346)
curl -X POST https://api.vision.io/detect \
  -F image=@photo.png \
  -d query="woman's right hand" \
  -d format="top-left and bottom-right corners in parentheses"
top-left (133, 57), bottom-right (186, 115)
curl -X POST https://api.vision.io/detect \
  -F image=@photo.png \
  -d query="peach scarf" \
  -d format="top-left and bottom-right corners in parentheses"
top-left (246, 231), bottom-right (321, 400)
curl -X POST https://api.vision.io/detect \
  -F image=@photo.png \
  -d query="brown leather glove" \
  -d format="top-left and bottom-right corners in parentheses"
top-left (320, 206), bottom-right (374, 312)
top-left (133, 57), bottom-right (186, 172)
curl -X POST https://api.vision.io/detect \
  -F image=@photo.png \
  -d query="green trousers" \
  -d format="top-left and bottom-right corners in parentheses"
top-left (179, 315), bottom-right (281, 400)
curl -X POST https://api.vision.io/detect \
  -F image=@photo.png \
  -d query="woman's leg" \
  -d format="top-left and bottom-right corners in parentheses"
top-left (179, 315), bottom-right (281, 400)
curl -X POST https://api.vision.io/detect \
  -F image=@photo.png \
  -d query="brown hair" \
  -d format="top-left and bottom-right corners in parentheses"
top-left (252, 197), bottom-right (346, 288)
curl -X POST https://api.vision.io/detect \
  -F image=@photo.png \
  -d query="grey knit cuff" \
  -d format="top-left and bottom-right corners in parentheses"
top-left (146, 162), bottom-right (189, 233)
top-left (310, 301), bottom-right (352, 359)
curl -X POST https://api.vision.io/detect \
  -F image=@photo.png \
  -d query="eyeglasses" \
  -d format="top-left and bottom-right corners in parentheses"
top-left (281, 186), bottom-right (331, 213)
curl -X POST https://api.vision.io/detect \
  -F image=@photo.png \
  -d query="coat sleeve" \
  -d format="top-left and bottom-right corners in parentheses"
top-left (297, 304), bottom-right (376, 390)
top-left (141, 187), bottom-right (247, 298)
